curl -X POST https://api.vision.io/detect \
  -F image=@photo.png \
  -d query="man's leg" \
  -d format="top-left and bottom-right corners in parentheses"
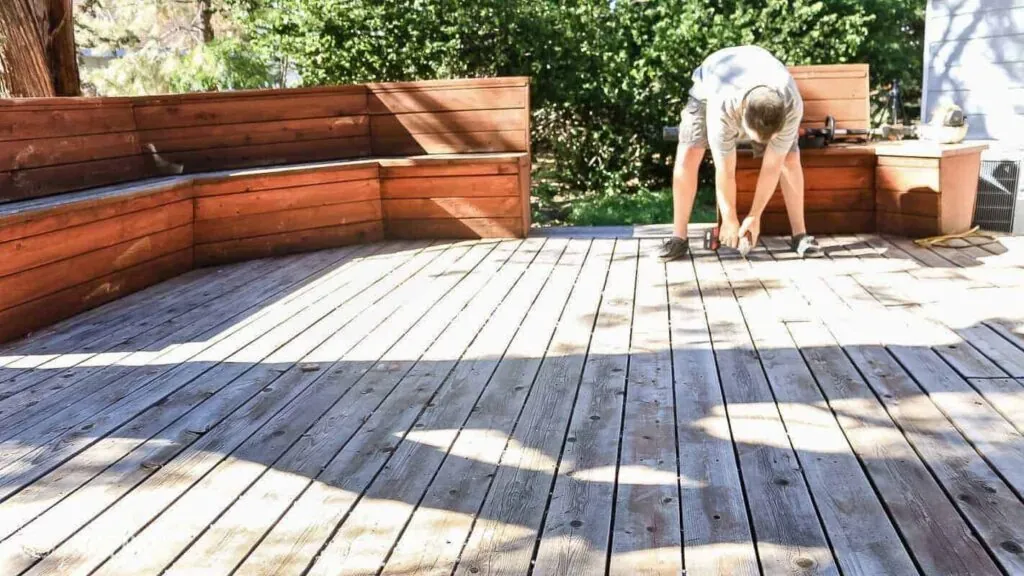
top-left (671, 142), bottom-right (706, 239)
top-left (779, 149), bottom-right (807, 236)
top-left (661, 98), bottom-right (708, 261)
top-left (779, 149), bottom-right (821, 257)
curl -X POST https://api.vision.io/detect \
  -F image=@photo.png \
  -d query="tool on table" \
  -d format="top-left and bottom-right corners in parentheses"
top-left (704, 226), bottom-right (752, 257)
top-left (663, 115), bottom-right (869, 149)
top-left (797, 115), bottom-right (870, 148)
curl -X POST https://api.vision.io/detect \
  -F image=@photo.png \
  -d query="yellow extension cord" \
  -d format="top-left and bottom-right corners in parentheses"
top-left (913, 225), bottom-right (1000, 249)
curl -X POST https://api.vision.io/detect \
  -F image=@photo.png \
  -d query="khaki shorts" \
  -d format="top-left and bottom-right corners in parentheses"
top-left (677, 96), bottom-right (798, 158)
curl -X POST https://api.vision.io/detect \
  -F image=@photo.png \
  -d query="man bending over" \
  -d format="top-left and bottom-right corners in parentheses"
top-left (659, 45), bottom-right (821, 261)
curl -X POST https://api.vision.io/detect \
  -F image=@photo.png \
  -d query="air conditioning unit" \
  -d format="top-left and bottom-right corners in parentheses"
top-left (973, 145), bottom-right (1024, 235)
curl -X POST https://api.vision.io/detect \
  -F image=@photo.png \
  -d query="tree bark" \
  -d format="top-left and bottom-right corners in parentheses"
top-left (0, 0), bottom-right (80, 97)
top-left (0, 0), bottom-right (55, 97)
top-left (47, 0), bottom-right (81, 96)
top-left (199, 0), bottom-right (215, 44)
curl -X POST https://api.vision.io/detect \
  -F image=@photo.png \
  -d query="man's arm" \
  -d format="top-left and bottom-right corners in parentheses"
top-left (711, 149), bottom-right (742, 249)
top-left (747, 145), bottom-right (785, 219)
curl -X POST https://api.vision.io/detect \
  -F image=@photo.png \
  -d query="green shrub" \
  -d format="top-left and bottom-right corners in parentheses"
top-left (229, 0), bottom-right (923, 223)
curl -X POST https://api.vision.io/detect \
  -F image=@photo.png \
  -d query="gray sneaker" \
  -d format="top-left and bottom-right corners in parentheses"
top-left (791, 233), bottom-right (822, 258)
top-left (659, 237), bottom-right (690, 261)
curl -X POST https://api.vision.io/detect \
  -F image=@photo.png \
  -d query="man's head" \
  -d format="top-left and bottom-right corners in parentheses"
top-left (742, 86), bottom-right (786, 144)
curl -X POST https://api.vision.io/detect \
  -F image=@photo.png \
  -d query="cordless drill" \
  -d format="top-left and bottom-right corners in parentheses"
top-left (704, 226), bottom-right (752, 257)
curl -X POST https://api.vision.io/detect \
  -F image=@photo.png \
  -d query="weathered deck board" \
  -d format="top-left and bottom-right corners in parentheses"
top-left (794, 244), bottom-right (1024, 573)
top-left (608, 240), bottom-right (682, 576)
top-left (453, 240), bottom-right (613, 576)
top-left (230, 240), bottom-right (547, 576)
top-left (304, 240), bottom-right (564, 576)
top-left (379, 240), bottom-right (589, 576)
top-left (8, 242), bottom-right (449, 576)
top-left (667, 234), bottom-right (758, 576)
top-left (0, 230), bottom-right (1022, 576)
top-left (532, 239), bottom-right (636, 575)
top-left (720, 250), bottom-right (918, 576)
top-left (98, 240), bottom-right (525, 576)
top-left (692, 246), bottom-right (838, 576)
top-left (160, 240), bottom-right (530, 576)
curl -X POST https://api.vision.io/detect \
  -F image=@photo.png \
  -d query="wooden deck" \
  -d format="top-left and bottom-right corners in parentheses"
top-left (0, 226), bottom-right (1022, 576)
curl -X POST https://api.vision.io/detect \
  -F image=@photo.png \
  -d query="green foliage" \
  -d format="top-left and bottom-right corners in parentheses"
top-left (563, 187), bottom-right (718, 228)
top-left (84, 0), bottom-right (919, 223)
top-left (229, 0), bottom-right (923, 208)
top-left (76, 0), bottom-right (282, 95)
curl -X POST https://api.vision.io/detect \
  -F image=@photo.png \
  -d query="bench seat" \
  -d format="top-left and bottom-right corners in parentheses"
top-left (0, 152), bottom-right (529, 343)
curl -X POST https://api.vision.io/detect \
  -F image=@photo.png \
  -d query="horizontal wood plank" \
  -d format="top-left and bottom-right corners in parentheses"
top-left (196, 178), bottom-right (379, 220)
top-left (381, 174), bottom-right (519, 199)
top-left (795, 77), bottom-right (869, 101)
top-left (737, 166), bottom-right (873, 192)
top-left (0, 249), bottom-right (192, 343)
top-left (160, 136), bottom-right (371, 174)
top-left (0, 156), bottom-right (150, 203)
top-left (0, 200), bottom-right (193, 278)
top-left (875, 189), bottom-right (941, 217)
top-left (194, 164), bottom-right (378, 197)
top-left (194, 220), bottom-right (383, 266)
top-left (802, 99), bottom-right (869, 122)
top-left (137, 115), bottom-right (369, 153)
top-left (876, 165), bottom-right (942, 192)
top-left (0, 132), bottom-right (140, 171)
top-left (366, 77), bottom-right (529, 92)
top-left (386, 217), bottom-right (523, 239)
top-left (372, 130), bottom-right (527, 156)
top-left (383, 197), bottom-right (520, 220)
top-left (0, 185), bottom-right (190, 244)
top-left (133, 93), bottom-right (368, 130)
top-left (0, 104), bottom-right (136, 142)
top-left (371, 109), bottom-right (526, 136)
top-left (739, 210), bottom-right (876, 235)
top-left (876, 211), bottom-right (940, 237)
top-left (368, 87), bottom-right (527, 115)
top-left (380, 162), bottom-right (519, 179)
top-left (0, 224), bottom-right (193, 312)
top-left (195, 200), bottom-right (381, 243)
top-left (737, 188), bottom-right (874, 213)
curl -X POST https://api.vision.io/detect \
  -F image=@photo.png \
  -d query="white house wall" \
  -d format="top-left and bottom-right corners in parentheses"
top-left (924, 0), bottom-right (1024, 143)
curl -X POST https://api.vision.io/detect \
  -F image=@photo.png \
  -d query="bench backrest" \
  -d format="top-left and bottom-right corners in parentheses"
top-left (788, 64), bottom-right (870, 132)
top-left (0, 77), bottom-right (531, 204)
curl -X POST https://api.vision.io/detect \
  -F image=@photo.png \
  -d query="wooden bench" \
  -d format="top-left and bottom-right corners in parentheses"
top-left (731, 64), bottom-right (987, 236)
top-left (0, 77), bottom-right (531, 343)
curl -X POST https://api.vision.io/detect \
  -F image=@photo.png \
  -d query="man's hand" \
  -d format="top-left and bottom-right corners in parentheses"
top-left (719, 216), bottom-right (741, 249)
top-left (739, 214), bottom-right (761, 249)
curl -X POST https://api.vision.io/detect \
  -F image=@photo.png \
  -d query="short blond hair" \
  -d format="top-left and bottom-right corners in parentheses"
top-left (744, 87), bottom-right (786, 142)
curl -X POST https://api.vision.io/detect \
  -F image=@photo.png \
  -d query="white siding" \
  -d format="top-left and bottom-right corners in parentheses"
top-left (924, 2), bottom-right (1024, 143)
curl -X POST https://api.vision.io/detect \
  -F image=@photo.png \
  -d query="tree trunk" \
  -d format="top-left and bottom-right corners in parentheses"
top-left (199, 0), bottom-right (215, 44)
top-left (47, 0), bottom-right (80, 96)
top-left (0, 0), bottom-right (55, 97)
top-left (0, 0), bottom-right (80, 98)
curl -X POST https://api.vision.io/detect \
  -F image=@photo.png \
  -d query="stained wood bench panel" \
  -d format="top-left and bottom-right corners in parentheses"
top-left (193, 163), bottom-right (384, 266)
top-left (736, 146), bottom-right (877, 235)
top-left (0, 77), bottom-right (532, 343)
top-left (0, 180), bottom-right (195, 343)
top-left (379, 154), bottom-right (527, 239)
top-left (368, 78), bottom-right (530, 156)
top-left (0, 99), bottom-right (147, 203)
top-left (789, 64), bottom-right (870, 131)
top-left (874, 143), bottom-right (986, 237)
top-left (133, 86), bottom-right (371, 174)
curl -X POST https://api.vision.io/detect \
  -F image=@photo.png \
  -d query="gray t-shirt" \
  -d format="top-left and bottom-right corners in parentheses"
top-left (690, 46), bottom-right (803, 158)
